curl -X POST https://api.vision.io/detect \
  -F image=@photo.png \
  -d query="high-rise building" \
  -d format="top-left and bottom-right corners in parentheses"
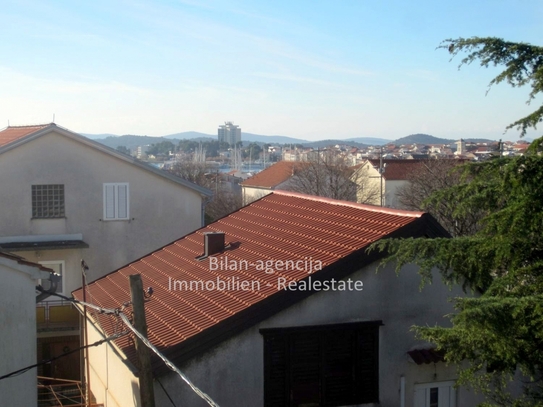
top-left (218, 121), bottom-right (241, 146)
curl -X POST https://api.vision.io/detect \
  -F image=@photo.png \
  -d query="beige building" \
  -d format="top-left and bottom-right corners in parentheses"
top-left (353, 159), bottom-right (425, 208)
top-left (0, 123), bottom-right (212, 380)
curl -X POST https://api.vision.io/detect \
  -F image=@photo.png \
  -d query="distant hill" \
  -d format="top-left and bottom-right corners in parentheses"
top-left (392, 134), bottom-right (454, 145)
top-left (302, 139), bottom-right (369, 149)
top-left (242, 133), bottom-right (308, 144)
top-left (163, 131), bottom-right (214, 139)
top-left (82, 133), bottom-right (121, 140)
top-left (93, 135), bottom-right (177, 150)
top-left (343, 137), bottom-right (391, 145)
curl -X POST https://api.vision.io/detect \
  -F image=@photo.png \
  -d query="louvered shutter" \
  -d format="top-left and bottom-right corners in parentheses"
top-left (289, 333), bottom-right (320, 406)
top-left (264, 334), bottom-right (288, 407)
top-left (356, 327), bottom-right (379, 403)
top-left (117, 184), bottom-right (128, 219)
top-left (323, 329), bottom-right (356, 405)
top-left (104, 184), bottom-right (116, 219)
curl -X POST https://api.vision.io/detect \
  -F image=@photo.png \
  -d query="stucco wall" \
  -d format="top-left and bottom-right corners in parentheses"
top-left (85, 316), bottom-right (141, 407)
top-left (241, 185), bottom-right (272, 205)
top-left (0, 131), bottom-right (203, 290)
top-left (0, 261), bottom-right (41, 407)
top-left (154, 262), bottom-right (483, 407)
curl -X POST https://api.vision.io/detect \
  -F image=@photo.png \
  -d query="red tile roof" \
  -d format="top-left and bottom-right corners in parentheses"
top-left (0, 124), bottom-right (50, 147)
top-left (73, 191), bottom-right (445, 372)
top-left (366, 159), bottom-right (426, 180)
top-left (241, 161), bottom-right (307, 188)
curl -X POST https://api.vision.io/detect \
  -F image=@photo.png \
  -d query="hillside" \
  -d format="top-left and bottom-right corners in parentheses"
top-left (392, 133), bottom-right (454, 145)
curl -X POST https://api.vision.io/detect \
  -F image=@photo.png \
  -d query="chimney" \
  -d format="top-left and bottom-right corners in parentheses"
top-left (204, 232), bottom-right (225, 257)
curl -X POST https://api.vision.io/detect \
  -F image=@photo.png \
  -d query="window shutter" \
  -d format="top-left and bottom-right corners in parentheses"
top-left (356, 328), bottom-right (379, 403)
top-left (289, 333), bottom-right (320, 406)
top-left (104, 184), bottom-right (116, 219)
top-left (323, 329), bottom-right (356, 405)
top-left (117, 184), bottom-right (128, 219)
top-left (264, 334), bottom-right (288, 407)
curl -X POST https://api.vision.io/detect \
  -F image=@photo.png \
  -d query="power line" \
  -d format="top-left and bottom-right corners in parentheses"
top-left (0, 331), bottom-right (128, 381)
top-left (119, 313), bottom-right (220, 407)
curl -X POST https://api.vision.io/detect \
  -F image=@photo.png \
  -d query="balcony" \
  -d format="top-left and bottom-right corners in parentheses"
top-left (37, 300), bottom-right (80, 333)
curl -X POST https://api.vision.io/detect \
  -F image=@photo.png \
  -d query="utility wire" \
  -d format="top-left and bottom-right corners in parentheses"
top-left (36, 287), bottom-right (120, 315)
top-left (119, 313), bottom-right (220, 407)
top-left (0, 331), bottom-right (128, 381)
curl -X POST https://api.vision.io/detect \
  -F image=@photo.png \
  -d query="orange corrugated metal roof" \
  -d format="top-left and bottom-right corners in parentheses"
top-left (0, 124), bottom-right (50, 147)
top-left (72, 191), bottom-right (440, 369)
top-left (241, 161), bottom-right (307, 188)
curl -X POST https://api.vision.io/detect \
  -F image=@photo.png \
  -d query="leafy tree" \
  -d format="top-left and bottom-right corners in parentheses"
top-left (147, 140), bottom-right (176, 156)
top-left (115, 145), bottom-right (131, 156)
top-left (370, 37), bottom-right (543, 406)
top-left (442, 37), bottom-right (543, 142)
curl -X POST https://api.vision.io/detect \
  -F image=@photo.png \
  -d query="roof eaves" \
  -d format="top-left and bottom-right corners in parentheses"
top-left (0, 124), bottom-right (213, 197)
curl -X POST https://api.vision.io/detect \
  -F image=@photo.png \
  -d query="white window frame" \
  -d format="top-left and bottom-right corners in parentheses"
top-left (103, 183), bottom-right (130, 221)
top-left (414, 380), bottom-right (456, 407)
top-left (39, 260), bottom-right (66, 296)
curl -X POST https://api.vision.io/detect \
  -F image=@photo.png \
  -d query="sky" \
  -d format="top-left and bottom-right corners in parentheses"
top-left (1, 0), bottom-right (542, 141)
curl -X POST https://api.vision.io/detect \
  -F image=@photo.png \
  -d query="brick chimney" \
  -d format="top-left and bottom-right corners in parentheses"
top-left (204, 232), bottom-right (225, 256)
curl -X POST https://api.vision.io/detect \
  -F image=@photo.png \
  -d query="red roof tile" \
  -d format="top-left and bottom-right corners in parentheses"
top-left (0, 124), bottom-right (50, 147)
top-left (241, 161), bottom-right (307, 188)
top-left (73, 191), bottom-right (442, 370)
top-left (366, 159), bottom-right (426, 180)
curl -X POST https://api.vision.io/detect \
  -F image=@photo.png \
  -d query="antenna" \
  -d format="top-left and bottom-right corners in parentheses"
top-left (52, 114), bottom-right (55, 123)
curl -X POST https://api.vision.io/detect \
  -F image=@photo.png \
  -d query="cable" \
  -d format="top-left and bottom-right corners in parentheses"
top-left (36, 287), bottom-right (120, 315)
top-left (119, 313), bottom-right (220, 407)
top-left (0, 331), bottom-right (129, 381)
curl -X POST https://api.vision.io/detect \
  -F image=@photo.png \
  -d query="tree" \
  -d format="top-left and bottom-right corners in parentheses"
top-left (442, 37), bottom-right (543, 142)
top-left (168, 160), bottom-right (242, 223)
top-left (396, 159), bottom-right (483, 237)
top-left (370, 38), bottom-right (543, 406)
top-left (116, 145), bottom-right (131, 156)
top-left (285, 153), bottom-right (379, 203)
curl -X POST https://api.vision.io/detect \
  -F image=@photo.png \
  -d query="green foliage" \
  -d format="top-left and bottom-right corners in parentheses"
top-left (147, 140), bottom-right (175, 156)
top-left (439, 37), bottom-right (543, 142)
top-left (371, 156), bottom-right (543, 406)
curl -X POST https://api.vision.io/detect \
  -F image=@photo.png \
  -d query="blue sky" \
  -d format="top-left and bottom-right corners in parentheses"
top-left (1, 0), bottom-right (541, 141)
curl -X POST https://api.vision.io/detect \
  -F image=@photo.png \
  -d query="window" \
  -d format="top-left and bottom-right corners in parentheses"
top-left (414, 381), bottom-right (456, 407)
top-left (39, 260), bottom-right (65, 294)
top-left (32, 185), bottom-right (65, 218)
top-left (103, 183), bottom-right (129, 220)
top-left (261, 321), bottom-right (380, 407)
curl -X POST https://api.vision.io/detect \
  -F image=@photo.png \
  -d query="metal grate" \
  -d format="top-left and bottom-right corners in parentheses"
top-left (32, 184), bottom-right (65, 218)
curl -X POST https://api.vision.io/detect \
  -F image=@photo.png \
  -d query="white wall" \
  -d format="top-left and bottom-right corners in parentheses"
top-left (242, 186), bottom-right (272, 205)
top-left (0, 259), bottom-right (45, 407)
top-left (154, 262), bottom-right (483, 407)
top-left (0, 130), bottom-right (204, 289)
top-left (85, 316), bottom-right (141, 407)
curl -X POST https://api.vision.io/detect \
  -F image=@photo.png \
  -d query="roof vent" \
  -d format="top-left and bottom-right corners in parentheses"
top-left (204, 232), bottom-right (225, 257)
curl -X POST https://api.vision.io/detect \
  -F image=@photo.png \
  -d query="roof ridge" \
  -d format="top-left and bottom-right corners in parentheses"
top-left (271, 190), bottom-right (424, 217)
top-left (2, 123), bottom-right (51, 129)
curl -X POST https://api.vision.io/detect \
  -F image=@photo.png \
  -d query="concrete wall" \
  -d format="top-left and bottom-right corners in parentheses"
top-left (0, 258), bottom-right (47, 407)
top-left (85, 317), bottom-right (140, 407)
top-left (241, 185), bottom-right (272, 205)
top-left (154, 262), bottom-right (483, 407)
top-left (0, 130), bottom-right (203, 290)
